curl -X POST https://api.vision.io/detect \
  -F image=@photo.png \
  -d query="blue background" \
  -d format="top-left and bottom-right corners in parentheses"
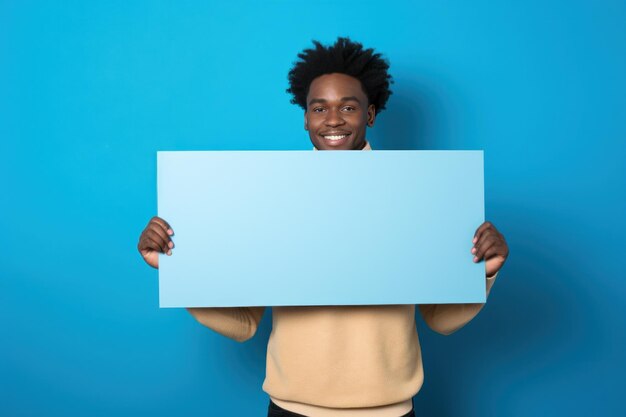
top-left (2, 1), bottom-right (624, 415)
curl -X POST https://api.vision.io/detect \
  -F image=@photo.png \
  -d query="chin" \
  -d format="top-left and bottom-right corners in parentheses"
top-left (313, 136), bottom-right (362, 150)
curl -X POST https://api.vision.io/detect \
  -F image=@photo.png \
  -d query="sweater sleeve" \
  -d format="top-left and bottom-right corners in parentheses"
top-left (418, 272), bottom-right (498, 335)
top-left (186, 307), bottom-right (266, 342)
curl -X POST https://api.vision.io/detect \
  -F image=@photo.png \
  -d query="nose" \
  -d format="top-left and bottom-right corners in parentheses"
top-left (324, 108), bottom-right (345, 127)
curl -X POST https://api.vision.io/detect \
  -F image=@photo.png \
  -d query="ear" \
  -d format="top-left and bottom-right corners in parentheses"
top-left (304, 112), bottom-right (308, 130)
top-left (367, 104), bottom-right (376, 127)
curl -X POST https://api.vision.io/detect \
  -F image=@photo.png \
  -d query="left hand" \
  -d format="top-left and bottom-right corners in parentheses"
top-left (472, 221), bottom-right (509, 277)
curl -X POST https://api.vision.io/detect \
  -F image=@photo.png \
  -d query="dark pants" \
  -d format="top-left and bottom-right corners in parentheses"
top-left (268, 399), bottom-right (415, 417)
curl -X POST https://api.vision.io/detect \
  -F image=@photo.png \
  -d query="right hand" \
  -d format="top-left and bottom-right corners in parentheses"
top-left (137, 216), bottom-right (174, 269)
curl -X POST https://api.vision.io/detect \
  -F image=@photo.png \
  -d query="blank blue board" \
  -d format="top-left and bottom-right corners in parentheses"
top-left (157, 150), bottom-right (485, 307)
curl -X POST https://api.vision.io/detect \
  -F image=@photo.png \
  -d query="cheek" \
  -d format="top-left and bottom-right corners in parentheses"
top-left (306, 115), bottom-right (320, 128)
top-left (352, 111), bottom-right (368, 123)
top-left (350, 115), bottom-right (368, 130)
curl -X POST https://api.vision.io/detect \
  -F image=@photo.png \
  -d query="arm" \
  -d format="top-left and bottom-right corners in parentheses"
top-left (419, 221), bottom-right (508, 335)
top-left (419, 273), bottom-right (497, 335)
top-left (137, 216), bottom-right (266, 342)
top-left (186, 307), bottom-right (266, 342)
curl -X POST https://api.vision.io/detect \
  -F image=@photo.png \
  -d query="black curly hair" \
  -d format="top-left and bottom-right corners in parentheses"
top-left (287, 37), bottom-right (393, 115)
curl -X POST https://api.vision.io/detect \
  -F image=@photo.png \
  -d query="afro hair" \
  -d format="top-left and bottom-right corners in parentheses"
top-left (287, 37), bottom-right (393, 115)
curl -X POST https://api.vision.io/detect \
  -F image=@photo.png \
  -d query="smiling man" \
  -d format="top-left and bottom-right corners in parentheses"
top-left (138, 37), bottom-right (509, 417)
top-left (304, 72), bottom-right (374, 150)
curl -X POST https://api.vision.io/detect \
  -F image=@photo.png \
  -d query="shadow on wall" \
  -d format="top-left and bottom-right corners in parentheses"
top-left (413, 205), bottom-right (594, 415)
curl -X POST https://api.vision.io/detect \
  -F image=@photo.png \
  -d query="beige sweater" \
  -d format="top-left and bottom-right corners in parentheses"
top-left (186, 142), bottom-right (498, 416)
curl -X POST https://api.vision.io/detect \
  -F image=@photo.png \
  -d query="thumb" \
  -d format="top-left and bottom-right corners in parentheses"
top-left (142, 249), bottom-right (160, 269)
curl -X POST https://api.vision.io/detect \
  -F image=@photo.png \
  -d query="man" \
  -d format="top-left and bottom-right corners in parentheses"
top-left (138, 37), bottom-right (509, 417)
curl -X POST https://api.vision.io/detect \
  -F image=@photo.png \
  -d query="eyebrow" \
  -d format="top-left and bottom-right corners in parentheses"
top-left (308, 96), bottom-right (362, 106)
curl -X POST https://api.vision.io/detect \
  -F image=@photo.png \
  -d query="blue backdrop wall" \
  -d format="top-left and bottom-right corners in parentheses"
top-left (2, 1), bottom-right (625, 416)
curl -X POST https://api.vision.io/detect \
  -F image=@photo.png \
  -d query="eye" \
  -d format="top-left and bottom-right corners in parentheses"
top-left (312, 107), bottom-right (326, 113)
top-left (342, 106), bottom-right (356, 112)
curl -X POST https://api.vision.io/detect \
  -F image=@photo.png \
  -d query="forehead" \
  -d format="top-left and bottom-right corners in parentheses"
top-left (307, 73), bottom-right (367, 101)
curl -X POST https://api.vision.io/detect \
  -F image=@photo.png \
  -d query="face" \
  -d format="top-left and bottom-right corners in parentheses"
top-left (305, 73), bottom-right (376, 150)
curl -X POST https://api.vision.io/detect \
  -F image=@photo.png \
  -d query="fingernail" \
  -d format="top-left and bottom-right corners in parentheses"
top-left (168, 229), bottom-right (173, 235)
top-left (167, 250), bottom-right (172, 256)
top-left (168, 241), bottom-right (174, 248)
top-left (471, 248), bottom-right (476, 254)
top-left (473, 256), bottom-right (479, 262)
top-left (472, 237), bottom-right (477, 243)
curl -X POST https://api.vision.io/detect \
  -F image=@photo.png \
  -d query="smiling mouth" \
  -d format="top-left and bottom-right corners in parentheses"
top-left (321, 132), bottom-right (351, 141)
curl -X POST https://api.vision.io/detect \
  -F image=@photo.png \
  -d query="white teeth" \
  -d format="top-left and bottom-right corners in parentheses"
top-left (324, 135), bottom-right (347, 140)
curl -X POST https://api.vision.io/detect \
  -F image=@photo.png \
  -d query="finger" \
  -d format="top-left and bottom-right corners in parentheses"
top-left (473, 236), bottom-right (498, 261)
top-left (145, 229), bottom-right (170, 253)
top-left (477, 228), bottom-right (500, 247)
top-left (150, 216), bottom-right (173, 235)
top-left (139, 236), bottom-right (165, 254)
top-left (148, 222), bottom-right (172, 248)
top-left (474, 230), bottom-right (502, 255)
top-left (473, 221), bottom-right (493, 244)
top-left (142, 235), bottom-right (173, 256)
top-left (471, 232), bottom-right (496, 256)
top-left (482, 245), bottom-right (503, 261)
